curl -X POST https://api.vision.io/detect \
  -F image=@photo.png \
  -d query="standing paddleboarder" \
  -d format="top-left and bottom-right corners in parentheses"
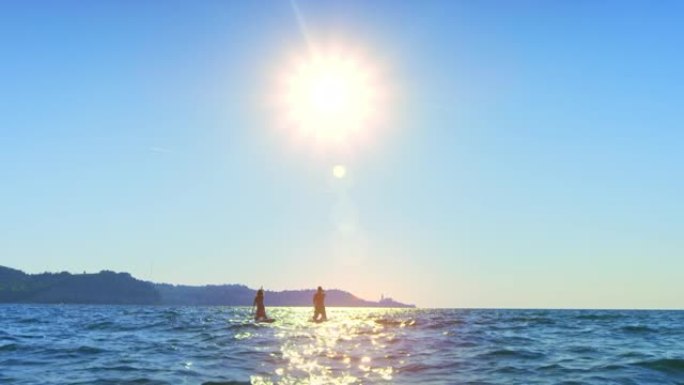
top-left (312, 286), bottom-right (327, 322)
top-left (253, 288), bottom-right (268, 322)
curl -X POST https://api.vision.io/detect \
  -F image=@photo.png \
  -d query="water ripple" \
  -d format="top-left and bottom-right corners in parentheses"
top-left (0, 306), bottom-right (682, 384)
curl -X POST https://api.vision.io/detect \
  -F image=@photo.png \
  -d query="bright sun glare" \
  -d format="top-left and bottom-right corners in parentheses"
top-left (332, 164), bottom-right (346, 178)
top-left (278, 51), bottom-right (381, 146)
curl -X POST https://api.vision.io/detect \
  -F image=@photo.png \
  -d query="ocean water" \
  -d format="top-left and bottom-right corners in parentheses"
top-left (0, 306), bottom-right (682, 385)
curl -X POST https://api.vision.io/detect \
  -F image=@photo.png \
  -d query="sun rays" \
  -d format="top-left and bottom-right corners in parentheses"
top-left (273, 48), bottom-right (386, 151)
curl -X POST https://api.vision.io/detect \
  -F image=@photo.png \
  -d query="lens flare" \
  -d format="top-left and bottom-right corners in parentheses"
top-left (332, 165), bottom-right (347, 179)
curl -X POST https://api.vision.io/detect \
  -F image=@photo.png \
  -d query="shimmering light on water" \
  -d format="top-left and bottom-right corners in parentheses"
top-left (0, 306), bottom-right (683, 384)
top-left (252, 308), bottom-right (404, 385)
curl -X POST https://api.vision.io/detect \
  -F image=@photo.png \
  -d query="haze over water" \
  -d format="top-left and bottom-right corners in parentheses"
top-left (2, 305), bottom-right (683, 385)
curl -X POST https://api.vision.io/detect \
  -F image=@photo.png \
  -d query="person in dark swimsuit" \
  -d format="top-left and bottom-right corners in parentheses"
top-left (253, 288), bottom-right (267, 321)
top-left (312, 286), bottom-right (327, 322)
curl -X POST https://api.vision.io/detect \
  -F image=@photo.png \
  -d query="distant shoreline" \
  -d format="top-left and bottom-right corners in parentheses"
top-left (0, 265), bottom-right (415, 308)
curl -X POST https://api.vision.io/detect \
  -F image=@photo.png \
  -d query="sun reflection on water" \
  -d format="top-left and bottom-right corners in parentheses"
top-left (248, 308), bottom-right (414, 385)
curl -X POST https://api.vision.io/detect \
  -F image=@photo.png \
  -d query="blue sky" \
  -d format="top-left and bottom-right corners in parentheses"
top-left (1, 1), bottom-right (682, 308)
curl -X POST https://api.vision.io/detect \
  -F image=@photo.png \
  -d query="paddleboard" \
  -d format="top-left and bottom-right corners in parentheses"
top-left (256, 318), bottom-right (276, 323)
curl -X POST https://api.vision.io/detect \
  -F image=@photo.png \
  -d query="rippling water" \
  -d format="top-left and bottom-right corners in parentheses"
top-left (1, 305), bottom-right (682, 384)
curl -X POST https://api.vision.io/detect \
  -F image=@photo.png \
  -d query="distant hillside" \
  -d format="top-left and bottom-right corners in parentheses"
top-left (0, 266), bottom-right (160, 304)
top-left (156, 284), bottom-right (413, 307)
top-left (0, 266), bottom-right (415, 307)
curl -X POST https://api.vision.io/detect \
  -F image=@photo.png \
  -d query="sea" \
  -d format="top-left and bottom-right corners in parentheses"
top-left (0, 306), bottom-right (682, 385)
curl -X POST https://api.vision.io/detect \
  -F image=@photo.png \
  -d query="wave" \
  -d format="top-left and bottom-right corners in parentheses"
top-left (85, 320), bottom-right (117, 330)
top-left (575, 313), bottom-right (624, 321)
top-left (0, 358), bottom-right (47, 367)
top-left (96, 365), bottom-right (146, 372)
top-left (538, 363), bottom-right (573, 371)
top-left (425, 319), bottom-right (464, 329)
top-left (0, 343), bottom-right (19, 352)
top-left (495, 365), bottom-right (533, 375)
top-left (71, 379), bottom-right (169, 385)
top-left (633, 358), bottom-right (684, 374)
top-left (478, 348), bottom-right (545, 360)
top-left (508, 316), bottom-right (555, 325)
top-left (74, 345), bottom-right (107, 354)
top-left (18, 317), bottom-right (47, 324)
top-left (620, 325), bottom-right (657, 333)
top-left (397, 362), bottom-right (447, 373)
top-left (374, 319), bottom-right (417, 327)
top-left (567, 345), bottom-right (599, 354)
top-left (595, 363), bottom-right (629, 371)
top-left (226, 322), bottom-right (260, 331)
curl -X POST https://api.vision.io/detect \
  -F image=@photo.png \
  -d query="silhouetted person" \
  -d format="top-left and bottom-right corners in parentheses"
top-left (253, 288), bottom-right (267, 321)
top-left (313, 286), bottom-right (327, 321)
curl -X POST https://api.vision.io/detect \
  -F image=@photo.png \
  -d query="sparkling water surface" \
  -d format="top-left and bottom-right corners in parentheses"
top-left (1, 305), bottom-right (682, 384)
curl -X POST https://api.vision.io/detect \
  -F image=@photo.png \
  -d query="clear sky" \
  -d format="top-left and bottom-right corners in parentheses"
top-left (1, 1), bottom-right (683, 309)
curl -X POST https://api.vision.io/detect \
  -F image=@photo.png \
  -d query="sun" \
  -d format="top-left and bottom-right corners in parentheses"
top-left (277, 51), bottom-right (380, 146)
top-left (332, 164), bottom-right (347, 178)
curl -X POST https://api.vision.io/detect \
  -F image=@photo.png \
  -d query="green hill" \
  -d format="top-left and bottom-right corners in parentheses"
top-left (0, 266), bottom-right (160, 304)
